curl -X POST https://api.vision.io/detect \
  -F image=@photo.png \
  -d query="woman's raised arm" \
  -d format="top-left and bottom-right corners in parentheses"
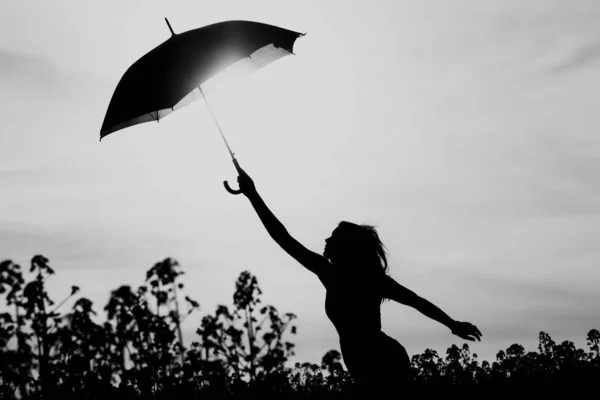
top-left (236, 162), bottom-right (329, 276)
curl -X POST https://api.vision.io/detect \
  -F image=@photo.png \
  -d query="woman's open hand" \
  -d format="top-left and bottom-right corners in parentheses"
top-left (451, 321), bottom-right (482, 342)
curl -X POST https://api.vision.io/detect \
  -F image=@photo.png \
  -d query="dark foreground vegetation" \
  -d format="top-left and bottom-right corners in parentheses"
top-left (1, 256), bottom-right (598, 399)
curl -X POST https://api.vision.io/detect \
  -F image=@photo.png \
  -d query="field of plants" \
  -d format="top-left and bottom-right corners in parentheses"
top-left (1, 256), bottom-right (598, 399)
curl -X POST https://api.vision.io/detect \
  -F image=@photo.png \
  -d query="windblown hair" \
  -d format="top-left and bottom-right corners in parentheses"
top-left (336, 221), bottom-right (390, 304)
top-left (337, 221), bottom-right (389, 276)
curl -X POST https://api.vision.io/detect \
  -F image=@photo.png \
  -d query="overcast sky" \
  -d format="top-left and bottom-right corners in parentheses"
top-left (1, 0), bottom-right (599, 365)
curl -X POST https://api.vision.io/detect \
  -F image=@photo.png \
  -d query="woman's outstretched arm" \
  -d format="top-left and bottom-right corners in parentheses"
top-left (383, 276), bottom-right (482, 341)
top-left (235, 161), bottom-right (329, 276)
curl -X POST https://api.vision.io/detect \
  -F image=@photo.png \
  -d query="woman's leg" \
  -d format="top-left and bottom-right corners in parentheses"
top-left (342, 334), bottom-right (413, 396)
top-left (380, 334), bottom-right (413, 387)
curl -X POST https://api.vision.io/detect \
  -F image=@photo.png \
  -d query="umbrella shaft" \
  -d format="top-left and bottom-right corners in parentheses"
top-left (198, 86), bottom-right (236, 160)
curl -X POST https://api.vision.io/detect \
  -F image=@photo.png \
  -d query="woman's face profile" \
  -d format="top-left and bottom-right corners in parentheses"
top-left (323, 229), bottom-right (337, 260)
top-left (324, 225), bottom-right (352, 261)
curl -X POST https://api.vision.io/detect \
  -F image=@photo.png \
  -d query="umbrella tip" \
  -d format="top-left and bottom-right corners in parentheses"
top-left (165, 18), bottom-right (176, 37)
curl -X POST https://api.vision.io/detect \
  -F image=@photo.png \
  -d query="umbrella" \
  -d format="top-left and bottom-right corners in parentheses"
top-left (100, 19), bottom-right (304, 194)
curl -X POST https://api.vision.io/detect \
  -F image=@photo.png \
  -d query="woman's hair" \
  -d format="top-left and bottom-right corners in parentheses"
top-left (336, 221), bottom-right (390, 304)
top-left (337, 221), bottom-right (389, 276)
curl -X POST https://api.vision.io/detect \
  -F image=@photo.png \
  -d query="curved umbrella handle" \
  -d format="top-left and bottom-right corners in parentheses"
top-left (224, 180), bottom-right (242, 195)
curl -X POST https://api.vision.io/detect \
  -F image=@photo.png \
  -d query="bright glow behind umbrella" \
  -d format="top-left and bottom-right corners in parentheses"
top-left (174, 43), bottom-right (299, 117)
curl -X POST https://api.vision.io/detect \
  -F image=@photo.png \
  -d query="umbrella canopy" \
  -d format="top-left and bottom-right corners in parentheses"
top-left (100, 20), bottom-right (303, 139)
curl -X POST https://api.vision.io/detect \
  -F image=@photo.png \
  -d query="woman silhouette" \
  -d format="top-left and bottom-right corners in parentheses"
top-left (234, 163), bottom-right (482, 395)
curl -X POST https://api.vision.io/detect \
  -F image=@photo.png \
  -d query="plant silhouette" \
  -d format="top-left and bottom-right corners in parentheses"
top-left (194, 270), bottom-right (297, 384)
top-left (1, 255), bottom-right (599, 399)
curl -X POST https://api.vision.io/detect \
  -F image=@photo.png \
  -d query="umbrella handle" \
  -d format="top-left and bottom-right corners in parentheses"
top-left (224, 180), bottom-right (242, 195)
top-left (224, 157), bottom-right (243, 195)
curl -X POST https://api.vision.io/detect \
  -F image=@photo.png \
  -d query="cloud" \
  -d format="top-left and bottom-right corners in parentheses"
top-left (0, 167), bottom-right (40, 181)
top-left (433, 266), bottom-right (597, 303)
top-left (549, 41), bottom-right (600, 74)
top-left (0, 221), bottom-right (164, 272)
top-left (0, 48), bottom-right (81, 109)
top-left (0, 49), bottom-right (58, 88)
top-left (0, 47), bottom-right (110, 106)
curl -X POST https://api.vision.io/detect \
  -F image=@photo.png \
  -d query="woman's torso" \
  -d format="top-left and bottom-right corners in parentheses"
top-left (318, 264), bottom-right (413, 389)
top-left (321, 268), bottom-right (384, 343)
